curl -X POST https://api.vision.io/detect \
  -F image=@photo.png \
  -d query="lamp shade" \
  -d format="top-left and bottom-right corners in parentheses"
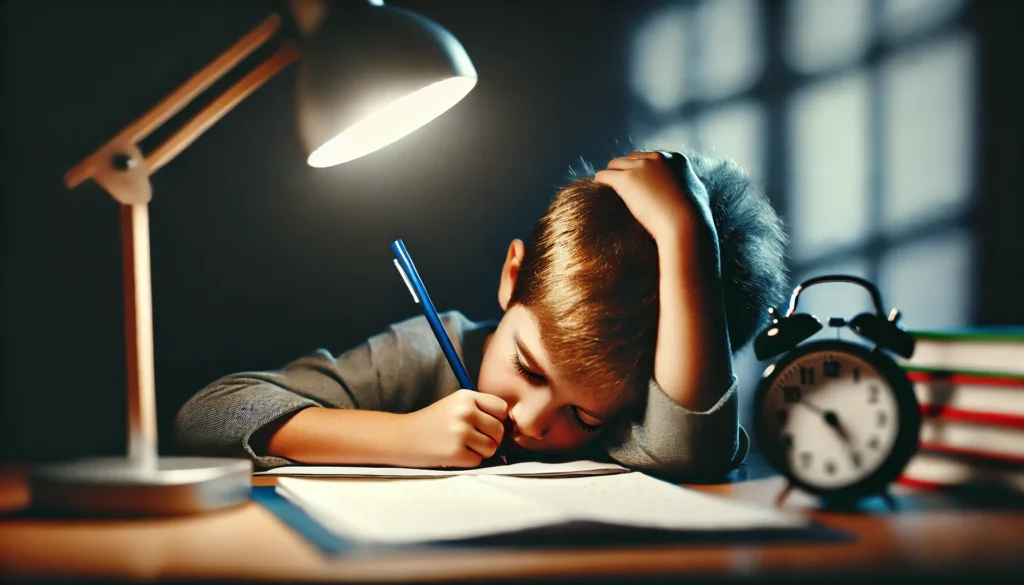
top-left (296, 1), bottom-right (477, 167)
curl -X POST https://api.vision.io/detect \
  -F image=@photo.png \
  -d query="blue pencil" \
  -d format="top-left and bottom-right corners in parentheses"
top-left (391, 239), bottom-right (476, 390)
top-left (390, 239), bottom-right (508, 464)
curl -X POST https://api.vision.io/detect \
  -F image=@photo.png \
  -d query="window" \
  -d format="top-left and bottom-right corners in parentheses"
top-left (628, 0), bottom-right (975, 435)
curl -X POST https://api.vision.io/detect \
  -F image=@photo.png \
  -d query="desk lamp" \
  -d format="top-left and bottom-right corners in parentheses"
top-left (31, 0), bottom-right (477, 516)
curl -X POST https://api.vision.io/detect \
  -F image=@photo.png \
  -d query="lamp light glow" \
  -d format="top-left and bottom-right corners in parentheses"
top-left (295, 2), bottom-right (476, 167)
top-left (46, 0), bottom-right (478, 517)
top-left (308, 75), bottom-right (476, 167)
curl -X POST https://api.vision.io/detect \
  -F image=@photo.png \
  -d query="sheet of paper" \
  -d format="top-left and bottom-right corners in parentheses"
top-left (475, 474), bottom-right (808, 531)
top-left (277, 475), bottom-right (568, 544)
top-left (276, 471), bottom-right (809, 545)
top-left (256, 459), bottom-right (630, 478)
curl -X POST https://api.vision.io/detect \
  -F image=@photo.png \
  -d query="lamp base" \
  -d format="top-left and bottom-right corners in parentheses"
top-left (30, 456), bottom-right (252, 516)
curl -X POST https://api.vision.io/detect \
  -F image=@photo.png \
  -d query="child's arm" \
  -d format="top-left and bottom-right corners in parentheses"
top-left (254, 389), bottom-right (507, 468)
top-left (595, 152), bottom-right (740, 476)
top-left (596, 151), bottom-right (733, 410)
top-left (173, 312), bottom-right (506, 469)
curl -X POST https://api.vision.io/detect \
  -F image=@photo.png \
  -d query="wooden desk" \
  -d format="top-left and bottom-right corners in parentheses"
top-left (1, 463), bottom-right (1022, 583)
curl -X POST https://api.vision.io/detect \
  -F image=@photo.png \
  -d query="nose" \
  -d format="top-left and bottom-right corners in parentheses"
top-left (509, 390), bottom-right (555, 440)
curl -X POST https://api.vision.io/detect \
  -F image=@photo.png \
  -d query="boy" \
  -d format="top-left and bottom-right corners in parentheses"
top-left (174, 150), bottom-right (787, 477)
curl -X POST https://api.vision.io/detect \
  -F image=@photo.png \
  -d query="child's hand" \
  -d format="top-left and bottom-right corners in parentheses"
top-left (400, 390), bottom-right (508, 468)
top-left (595, 151), bottom-right (715, 244)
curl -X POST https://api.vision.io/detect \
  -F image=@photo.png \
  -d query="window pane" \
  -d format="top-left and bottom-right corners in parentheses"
top-left (788, 71), bottom-right (871, 261)
top-left (695, 0), bottom-right (763, 99)
top-left (632, 120), bottom-right (696, 154)
top-left (785, 0), bottom-right (871, 74)
top-left (878, 229), bottom-right (974, 331)
top-left (629, 5), bottom-right (690, 113)
top-left (694, 100), bottom-right (766, 184)
top-left (881, 33), bottom-right (975, 233)
top-left (882, 0), bottom-right (967, 40)
top-left (790, 259), bottom-right (874, 343)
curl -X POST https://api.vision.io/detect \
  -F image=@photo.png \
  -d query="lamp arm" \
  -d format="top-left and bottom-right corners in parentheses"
top-left (147, 42), bottom-right (299, 174)
top-left (62, 12), bottom-right (298, 471)
top-left (64, 13), bottom-right (285, 191)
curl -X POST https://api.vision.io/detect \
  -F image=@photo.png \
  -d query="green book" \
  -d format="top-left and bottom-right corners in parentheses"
top-left (901, 327), bottom-right (1024, 377)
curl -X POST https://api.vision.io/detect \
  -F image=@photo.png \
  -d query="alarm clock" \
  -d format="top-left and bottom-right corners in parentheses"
top-left (752, 275), bottom-right (920, 509)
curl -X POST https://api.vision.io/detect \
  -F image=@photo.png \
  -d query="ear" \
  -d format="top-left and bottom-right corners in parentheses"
top-left (498, 239), bottom-right (525, 311)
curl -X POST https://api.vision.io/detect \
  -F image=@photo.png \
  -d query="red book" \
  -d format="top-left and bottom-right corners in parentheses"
top-left (900, 451), bottom-right (1024, 495)
top-left (918, 417), bottom-right (1024, 466)
top-left (908, 368), bottom-right (1024, 421)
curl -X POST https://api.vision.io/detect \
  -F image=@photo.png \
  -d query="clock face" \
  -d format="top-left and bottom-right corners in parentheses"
top-left (757, 345), bottom-right (907, 493)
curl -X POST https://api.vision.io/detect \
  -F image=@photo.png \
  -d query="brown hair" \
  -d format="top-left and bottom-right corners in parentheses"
top-left (508, 152), bottom-right (788, 409)
top-left (508, 178), bottom-right (659, 407)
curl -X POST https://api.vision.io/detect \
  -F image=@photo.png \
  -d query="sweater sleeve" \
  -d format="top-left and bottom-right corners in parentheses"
top-left (173, 312), bottom-right (469, 469)
top-left (601, 376), bottom-right (749, 478)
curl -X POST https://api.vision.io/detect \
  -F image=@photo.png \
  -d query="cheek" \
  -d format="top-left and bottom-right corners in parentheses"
top-left (477, 357), bottom-right (517, 401)
top-left (534, 423), bottom-right (596, 451)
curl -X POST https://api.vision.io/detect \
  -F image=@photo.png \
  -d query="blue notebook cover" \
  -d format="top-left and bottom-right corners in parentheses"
top-left (253, 486), bottom-right (852, 556)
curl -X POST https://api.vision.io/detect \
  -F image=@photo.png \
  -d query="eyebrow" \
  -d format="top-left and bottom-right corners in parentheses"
top-left (514, 334), bottom-right (548, 380)
top-left (515, 334), bottom-right (609, 422)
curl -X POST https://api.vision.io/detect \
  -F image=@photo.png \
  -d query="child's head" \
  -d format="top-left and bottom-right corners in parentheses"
top-left (477, 152), bottom-right (788, 454)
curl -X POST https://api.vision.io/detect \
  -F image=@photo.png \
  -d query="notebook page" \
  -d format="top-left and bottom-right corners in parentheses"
top-left (257, 459), bottom-right (629, 478)
top-left (276, 476), bottom-right (572, 544)
top-left (475, 473), bottom-right (809, 531)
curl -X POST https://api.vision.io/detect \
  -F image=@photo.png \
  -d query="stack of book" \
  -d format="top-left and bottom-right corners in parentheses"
top-left (898, 328), bottom-right (1024, 495)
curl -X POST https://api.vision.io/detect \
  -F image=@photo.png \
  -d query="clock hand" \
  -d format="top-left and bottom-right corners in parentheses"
top-left (799, 401), bottom-right (852, 442)
top-left (823, 411), bottom-right (851, 442)
top-left (819, 410), bottom-right (864, 468)
top-left (798, 400), bottom-right (833, 419)
top-left (799, 401), bottom-right (824, 415)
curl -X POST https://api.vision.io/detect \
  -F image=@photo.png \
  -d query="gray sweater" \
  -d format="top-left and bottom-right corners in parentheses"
top-left (173, 311), bottom-right (749, 477)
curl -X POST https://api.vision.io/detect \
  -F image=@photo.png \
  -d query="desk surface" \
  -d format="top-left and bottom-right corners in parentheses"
top-left (1, 463), bottom-right (1023, 583)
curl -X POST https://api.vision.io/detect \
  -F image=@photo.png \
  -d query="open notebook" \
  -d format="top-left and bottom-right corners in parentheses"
top-left (272, 471), bottom-right (817, 548)
top-left (256, 459), bottom-right (631, 479)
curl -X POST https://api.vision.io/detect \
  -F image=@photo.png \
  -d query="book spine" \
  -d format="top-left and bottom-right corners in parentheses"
top-left (899, 450), bottom-right (1024, 494)
top-left (908, 327), bottom-right (1024, 342)
top-left (906, 369), bottom-right (1024, 387)
top-left (917, 444), bottom-right (1024, 467)
top-left (919, 405), bottom-right (1024, 429)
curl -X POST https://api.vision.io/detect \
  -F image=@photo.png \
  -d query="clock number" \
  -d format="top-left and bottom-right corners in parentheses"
top-left (868, 385), bottom-right (880, 404)
top-left (799, 452), bottom-right (813, 469)
top-left (868, 436), bottom-right (880, 450)
top-left (853, 367), bottom-right (861, 383)
top-left (851, 452), bottom-right (862, 468)
top-left (823, 359), bottom-right (841, 378)
top-left (782, 434), bottom-right (793, 451)
top-left (783, 386), bottom-right (802, 403)
top-left (800, 366), bottom-right (815, 385)
top-left (876, 410), bottom-right (888, 428)
top-left (824, 460), bottom-right (837, 475)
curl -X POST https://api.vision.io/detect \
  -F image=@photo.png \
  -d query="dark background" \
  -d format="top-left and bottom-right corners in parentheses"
top-left (2, 0), bottom-right (1022, 463)
top-left (1, 0), bottom-right (636, 461)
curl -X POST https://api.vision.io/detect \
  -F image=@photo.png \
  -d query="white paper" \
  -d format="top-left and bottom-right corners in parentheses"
top-left (275, 472), bottom-right (809, 545)
top-left (278, 475), bottom-right (567, 544)
top-left (474, 474), bottom-right (808, 531)
top-left (256, 459), bottom-right (630, 478)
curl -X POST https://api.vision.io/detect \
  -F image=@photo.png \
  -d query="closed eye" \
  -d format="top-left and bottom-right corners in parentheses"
top-left (510, 354), bottom-right (546, 385)
top-left (570, 407), bottom-right (602, 433)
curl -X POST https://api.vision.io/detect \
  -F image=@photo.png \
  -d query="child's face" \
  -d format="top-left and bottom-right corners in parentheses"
top-left (477, 303), bottom-right (617, 453)
top-left (477, 238), bottom-right (625, 454)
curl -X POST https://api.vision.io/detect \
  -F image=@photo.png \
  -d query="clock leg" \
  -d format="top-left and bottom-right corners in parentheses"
top-left (775, 482), bottom-right (793, 507)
